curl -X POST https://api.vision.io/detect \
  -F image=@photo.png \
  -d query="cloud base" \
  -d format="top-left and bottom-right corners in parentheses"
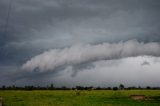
top-left (22, 40), bottom-right (160, 72)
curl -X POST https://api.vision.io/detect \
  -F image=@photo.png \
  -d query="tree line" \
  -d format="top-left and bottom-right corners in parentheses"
top-left (0, 84), bottom-right (160, 90)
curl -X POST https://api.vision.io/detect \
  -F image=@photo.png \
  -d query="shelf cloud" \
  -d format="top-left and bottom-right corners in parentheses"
top-left (22, 40), bottom-right (160, 72)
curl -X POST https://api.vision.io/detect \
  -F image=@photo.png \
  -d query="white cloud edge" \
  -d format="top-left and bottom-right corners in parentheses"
top-left (22, 40), bottom-right (160, 72)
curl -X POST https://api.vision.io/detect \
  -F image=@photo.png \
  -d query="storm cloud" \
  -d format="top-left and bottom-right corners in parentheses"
top-left (1, 0), bottom-right (160, 65)
top-left (22, 40), bottom-right (160, 72)
top-left (1, 0), bottom-right (160, 86)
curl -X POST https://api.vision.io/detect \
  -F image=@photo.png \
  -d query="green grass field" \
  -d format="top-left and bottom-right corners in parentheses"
top-left (0, 90), bottom-right (160, 106)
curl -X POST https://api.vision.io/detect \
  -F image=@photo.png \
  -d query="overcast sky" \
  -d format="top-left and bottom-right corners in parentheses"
top-left (0, 0), bottom-right (160, 87)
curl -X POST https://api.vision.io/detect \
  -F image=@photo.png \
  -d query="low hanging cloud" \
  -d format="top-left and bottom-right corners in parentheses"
top-left (141, 61), bottom-right (150, 66)
top-left (22, 40), bottom-right (160, 72)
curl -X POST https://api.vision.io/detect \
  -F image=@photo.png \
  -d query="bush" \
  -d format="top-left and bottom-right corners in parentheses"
top-left (113, 87), bottom-right (118, 91)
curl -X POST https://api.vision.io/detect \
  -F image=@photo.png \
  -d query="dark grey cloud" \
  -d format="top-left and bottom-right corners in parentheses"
top-left (1, 0), bottom-right (160, 86)
top-left (1, 0), bottom-right (160, 43)
top-left (141, 61), bottom-right (150, 66)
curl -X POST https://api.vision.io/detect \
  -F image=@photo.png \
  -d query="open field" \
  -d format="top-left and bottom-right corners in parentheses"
top-left (0, 90), bottom-right (160, 106)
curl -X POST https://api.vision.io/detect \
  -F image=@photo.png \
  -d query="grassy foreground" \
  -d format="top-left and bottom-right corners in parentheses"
top-left (0, 90), bottom-right (160, 106)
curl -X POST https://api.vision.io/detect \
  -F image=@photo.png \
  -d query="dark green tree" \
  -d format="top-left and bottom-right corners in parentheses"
top-left (50, 84), bottom-right (54, 90)
top-left (113, 87), bottom-right (118, 91)
top-left (119, 84), bottom-right (124, 90)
